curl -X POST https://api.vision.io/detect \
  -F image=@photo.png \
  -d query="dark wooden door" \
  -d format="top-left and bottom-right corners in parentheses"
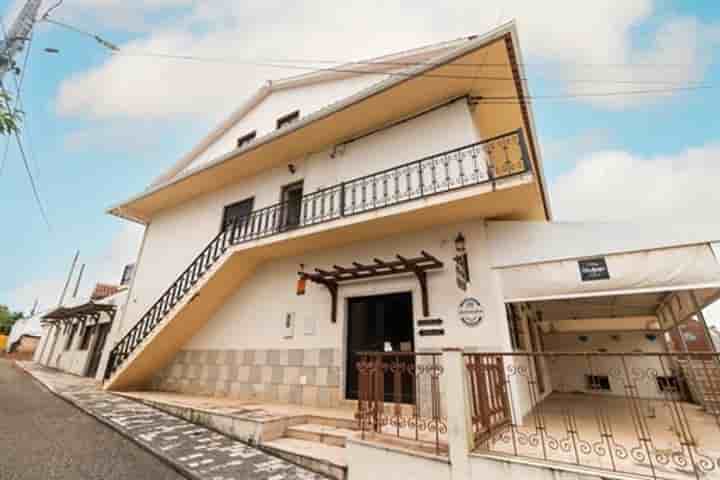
top-left (86, 322), bottom-right (112, 378)
top-left (280, 181), bottom-right (303, 230)
top-left (346, 292), bottom-right (414, 402)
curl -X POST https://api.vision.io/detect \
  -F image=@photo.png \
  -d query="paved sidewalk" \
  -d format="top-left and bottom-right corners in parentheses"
top-left (18, 362), bottom-right (322, 480)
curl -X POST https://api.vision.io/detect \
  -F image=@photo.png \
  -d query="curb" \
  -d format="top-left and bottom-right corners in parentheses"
top-left (15, 361), bottom-right (199, 480)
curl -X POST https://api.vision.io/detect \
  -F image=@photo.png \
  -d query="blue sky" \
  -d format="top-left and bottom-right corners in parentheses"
top-left (1, 1), bottom-right (719, 323)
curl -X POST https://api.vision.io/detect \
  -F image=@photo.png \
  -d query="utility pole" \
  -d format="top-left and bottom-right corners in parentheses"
top-left (72, 263), bottom-right (85, 299)
top-left (0, 0), bottom-right (42, 82)
top-left (58, 250), bottom-right (79, 307)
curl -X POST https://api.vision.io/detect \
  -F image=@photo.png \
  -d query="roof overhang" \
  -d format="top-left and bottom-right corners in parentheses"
top-left (108, 22), bottom-right (550, 224)
top-left (42, 302), bottom-right (117, 321)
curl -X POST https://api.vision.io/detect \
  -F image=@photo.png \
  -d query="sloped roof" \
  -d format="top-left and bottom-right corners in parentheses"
top-left (151, 35), bottom-right (480, 187)
top-left (108, 21), bottom-right (550, 223)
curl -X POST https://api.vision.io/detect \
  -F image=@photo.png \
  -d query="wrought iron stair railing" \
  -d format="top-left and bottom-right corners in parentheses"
top-left (105, 129), bottom-right (531, 380)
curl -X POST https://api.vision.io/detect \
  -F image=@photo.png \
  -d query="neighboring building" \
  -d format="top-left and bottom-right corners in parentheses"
top-left (6, 312), bottom-right (43, 356)
top-left (97, 22), bottom-right (720, 480)
top-left (34, 285), bottom-right (128, 381)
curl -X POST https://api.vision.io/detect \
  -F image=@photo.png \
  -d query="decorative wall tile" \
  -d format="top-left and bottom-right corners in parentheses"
top-left (316, 367), bottom-right (328, 386)
top-left (319, 348), bottom-right (334, 367)
top-left (303, 349), bottom-right (320, 367)
top-left (327, 367), bottom-right (340, 387)
top-left (156, 348), bottom-right (345, 408)
top-left (266, 349), bottom-right (280, 366)
top-left (288, 349), bottom-right (304, 366)
top-left (301, 367), bottom-right (316, 386)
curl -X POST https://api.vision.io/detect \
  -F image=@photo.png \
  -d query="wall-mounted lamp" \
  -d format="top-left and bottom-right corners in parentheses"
top-left (288, 163), bottom-right (296, 174)
top-left (454, 233), bottom-right (466, 253)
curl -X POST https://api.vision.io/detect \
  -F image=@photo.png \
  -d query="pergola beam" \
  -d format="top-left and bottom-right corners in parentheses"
top-left (301, 251), bottom-right (443, 322)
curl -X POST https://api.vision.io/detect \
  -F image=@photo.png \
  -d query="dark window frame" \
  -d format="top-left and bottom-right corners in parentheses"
top-left (79, 324), bottom-right (95, 350)
top-left (586, 374), bottom-right (611, 391)
top-left (65, 323), bottom-right (79, 350)
top-left (279, 180), bottom-right (304, 230)
top-left (236, 130), bottom-right (257, 149)
top-left (120, 264), bottom-right (135, 286)
top-left (276, 110), bottom-right (300, 129)
top-left (221, 197), bottom-right (255, 232)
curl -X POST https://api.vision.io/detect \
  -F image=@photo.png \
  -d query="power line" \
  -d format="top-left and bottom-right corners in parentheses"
top-left (12, 121), bottom-right (51, 230)
top-left (41, 16), bottom-right (708, 87)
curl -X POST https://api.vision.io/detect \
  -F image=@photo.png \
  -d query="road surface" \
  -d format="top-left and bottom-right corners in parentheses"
top-left (0, 358), bottom-right (186, 480)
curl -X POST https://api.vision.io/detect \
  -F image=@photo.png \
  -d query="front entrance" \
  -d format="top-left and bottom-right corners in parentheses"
top-left (346, 292), bottom-right (414, 401)
top-left (86, 322), bottom-right (112, 378)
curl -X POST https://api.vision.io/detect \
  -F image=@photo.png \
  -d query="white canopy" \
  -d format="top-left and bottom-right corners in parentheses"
top-left (487, 221), bottom-right (720, 304)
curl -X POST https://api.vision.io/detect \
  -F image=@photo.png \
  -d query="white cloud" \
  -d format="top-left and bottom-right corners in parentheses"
top-left (55, 1), bottom-right (719, 120)
top-left (550, 143), bottom-right (720, 221)
top-left (2, 223), bottom-right (144, 313)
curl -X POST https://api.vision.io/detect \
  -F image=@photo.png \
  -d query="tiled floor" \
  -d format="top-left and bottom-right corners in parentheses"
top-left (483, 392), bottom-right (720, 480)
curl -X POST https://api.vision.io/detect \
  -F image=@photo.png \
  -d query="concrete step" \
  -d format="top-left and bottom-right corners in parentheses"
top-left (286, 423), bottom-right (356, 447)
top-left (261, 437), bottom-right (347, 480)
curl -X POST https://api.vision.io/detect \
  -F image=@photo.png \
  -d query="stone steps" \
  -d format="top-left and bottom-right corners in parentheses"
top-left (286, 423), bottom-right (356, 448)
top-left (262, 437), bottom-right (347, 480)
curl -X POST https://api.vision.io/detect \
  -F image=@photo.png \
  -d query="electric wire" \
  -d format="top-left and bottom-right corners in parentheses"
top-left (41, 16), bottom-right (710, 88)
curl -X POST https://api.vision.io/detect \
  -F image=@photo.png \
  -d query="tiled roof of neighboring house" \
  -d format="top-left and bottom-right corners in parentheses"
top-left (91, 283), bottom-right (121, 300)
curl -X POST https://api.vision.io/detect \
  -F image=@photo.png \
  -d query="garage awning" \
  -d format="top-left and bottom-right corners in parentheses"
top-left (496, 243), bottom-right (720, 303)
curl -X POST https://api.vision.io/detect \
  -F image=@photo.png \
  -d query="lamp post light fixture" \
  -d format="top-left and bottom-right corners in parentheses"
top-left (455, 233), bottom-right (466, 253)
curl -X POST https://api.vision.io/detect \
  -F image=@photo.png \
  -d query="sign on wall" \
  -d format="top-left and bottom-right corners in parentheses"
top-left (458, 297), bottom-right (484, 327)
top-left (578, 257), bottom-right (610, 282)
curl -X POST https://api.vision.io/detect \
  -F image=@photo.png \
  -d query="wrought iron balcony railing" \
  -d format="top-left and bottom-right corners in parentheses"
top-left (105, 129), bottom-right (531, 380)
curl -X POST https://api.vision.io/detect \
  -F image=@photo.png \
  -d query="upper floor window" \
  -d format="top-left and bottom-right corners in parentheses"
top-left (237, 130), bottom-right (257, 149)
top-left (222, 197), bottom-right (254, 232)
top-left (120, 263), bottom-right (135, 286)
top-left (276, 110), bottom-right (300, 129)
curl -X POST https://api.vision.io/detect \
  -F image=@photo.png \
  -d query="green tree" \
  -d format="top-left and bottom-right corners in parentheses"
top-left (0, 305), bottom-right (23, 335)
top-left (0, 91), bottom-right (22, 135)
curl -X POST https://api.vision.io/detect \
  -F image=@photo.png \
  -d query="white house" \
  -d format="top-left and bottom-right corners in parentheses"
top-left (94, 22), bottom-right (720, 480)
top-left (34, 286), bottom-right (129, 381)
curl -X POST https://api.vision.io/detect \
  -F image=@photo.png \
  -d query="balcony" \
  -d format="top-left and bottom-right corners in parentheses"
top-left (218, 128), bottom-right (532, 244)
top-left (105, 129), bottom-right (535, 388)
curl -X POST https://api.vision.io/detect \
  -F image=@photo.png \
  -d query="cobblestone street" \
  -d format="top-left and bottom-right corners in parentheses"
top-left (16, 361), bottom-right (322, 480)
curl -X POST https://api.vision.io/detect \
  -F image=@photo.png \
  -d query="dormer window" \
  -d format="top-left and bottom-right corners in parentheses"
top-left (276, 110), bottom-right (300, 129)
top-left (237, 130), bottom-right (257, 149)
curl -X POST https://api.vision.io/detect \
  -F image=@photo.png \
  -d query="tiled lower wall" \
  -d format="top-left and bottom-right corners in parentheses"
top-left (152, 348), bottom-right (343, 408)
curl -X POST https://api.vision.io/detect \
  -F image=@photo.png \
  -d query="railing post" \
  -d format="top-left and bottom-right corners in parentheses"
top-left (339, 182), bottom-right (346, 217)
top-left (442, 348), bottom-right (473, 480)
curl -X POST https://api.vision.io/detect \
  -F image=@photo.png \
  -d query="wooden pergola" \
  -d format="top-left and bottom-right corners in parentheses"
top-left (300, 251), bottom-right (444, 323)
top-left (42, 302), bottom-right (117, 330)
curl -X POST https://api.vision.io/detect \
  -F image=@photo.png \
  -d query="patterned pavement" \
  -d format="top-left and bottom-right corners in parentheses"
top-left (19, 362), bottom-right (323, 480)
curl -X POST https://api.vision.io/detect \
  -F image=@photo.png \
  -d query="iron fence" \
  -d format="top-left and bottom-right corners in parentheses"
top-left (356, 352), bottom-right (447, 455)
top-left (465, 352), bottom-right (720, 480)
top-left (105, 129), bottom-right (530, 380)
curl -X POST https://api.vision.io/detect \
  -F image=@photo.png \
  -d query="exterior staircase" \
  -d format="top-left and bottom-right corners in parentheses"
top-left (104, 222), bottom-right (262, 390)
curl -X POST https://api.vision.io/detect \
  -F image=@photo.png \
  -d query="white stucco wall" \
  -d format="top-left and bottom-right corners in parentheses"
top-left (542, 330), bottom-right (669, 399)
top-left (35, 292), bottom-right (128, 381)
top-left (124, 99), bottom-right (482, 337)
top-left (184, 74), bottom-right (391, 174)
top-left (186, 220), bottom-right (509, 354)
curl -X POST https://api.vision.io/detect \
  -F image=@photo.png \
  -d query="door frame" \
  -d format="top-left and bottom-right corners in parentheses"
top-left (279, 180), bottom-right (304, 230)
top-left (341, 285), bottom-right (418, 401)
top-left (85, 321), bottom-right (112, 378)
